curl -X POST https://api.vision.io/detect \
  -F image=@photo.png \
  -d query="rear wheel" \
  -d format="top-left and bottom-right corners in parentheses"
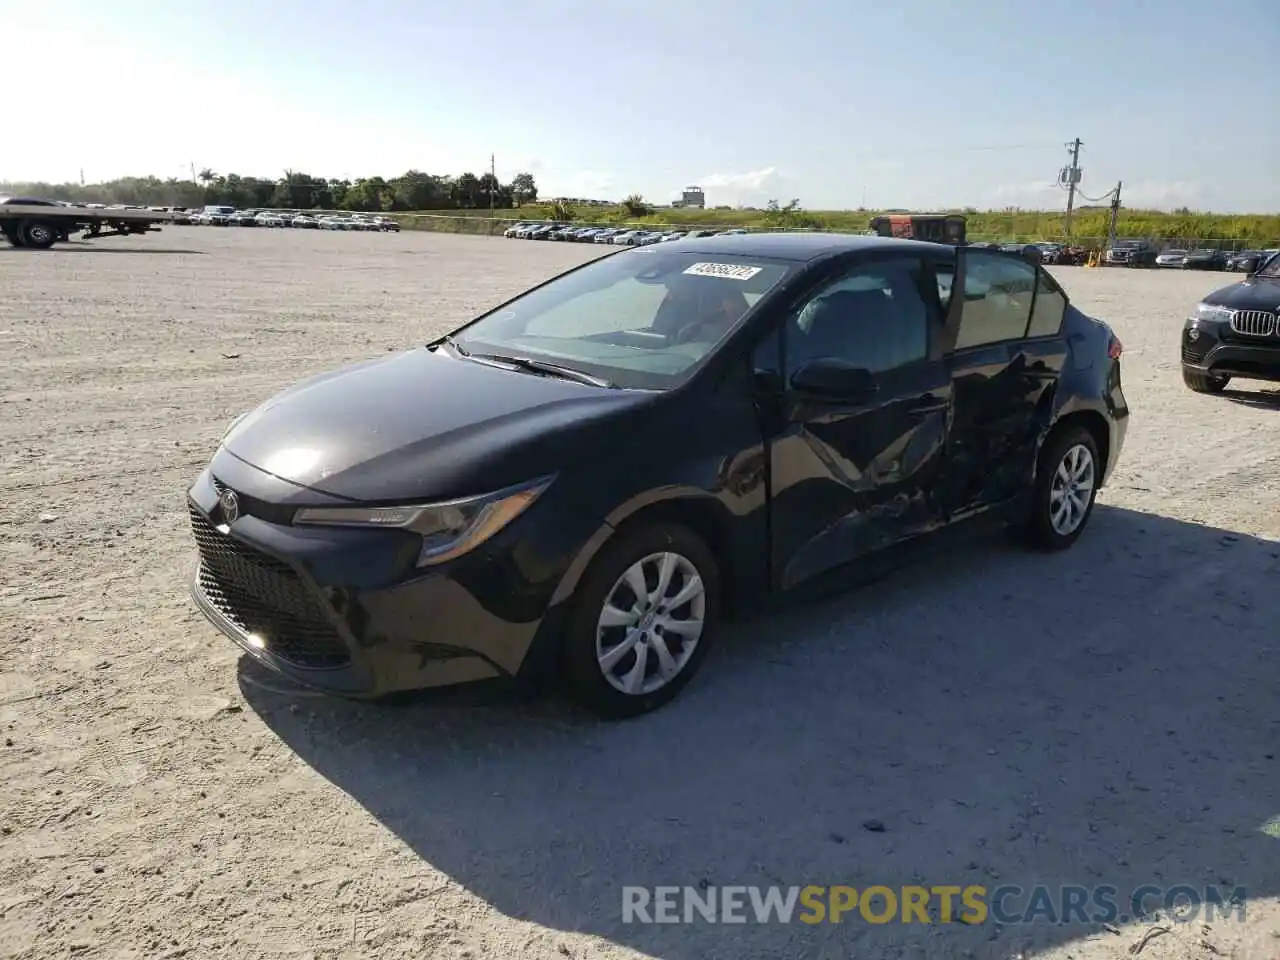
top-left (561, 522), bottom-right (720, 719)
top-left (1182, 368), bottom-right (1229, 393)
top-left (1023, 426), bottom-right (1101, 551)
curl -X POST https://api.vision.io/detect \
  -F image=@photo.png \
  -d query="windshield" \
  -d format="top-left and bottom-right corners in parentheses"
top-left (1257, 251), bottom-right (1280, 278)
top-left (449, 248), bottom-right (796, 389)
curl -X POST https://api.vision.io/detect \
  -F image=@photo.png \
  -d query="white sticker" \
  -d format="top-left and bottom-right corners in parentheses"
top-left (682, 262), bottom-right (762, 281)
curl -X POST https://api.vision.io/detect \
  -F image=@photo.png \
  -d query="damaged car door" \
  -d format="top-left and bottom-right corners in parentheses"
top-left (762, 254), bottom-right (954, 589)
top-left (939, 249), bottom-right (1069, 515)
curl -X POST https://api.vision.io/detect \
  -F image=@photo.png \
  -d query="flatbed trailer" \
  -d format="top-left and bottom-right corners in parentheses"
top-left (0, 199), bottom-right (176, 249)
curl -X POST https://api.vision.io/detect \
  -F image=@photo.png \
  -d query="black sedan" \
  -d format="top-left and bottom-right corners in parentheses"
top-left (1180, 249), bottom-right (1280, 393)
top-left (1225, 249), bottom-right (1271, 273)
top-left (187, 233), bottom-right (1130, 718)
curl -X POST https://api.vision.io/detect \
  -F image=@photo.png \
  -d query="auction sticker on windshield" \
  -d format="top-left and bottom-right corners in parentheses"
top-left (683, 262), bottom-right (763, 281)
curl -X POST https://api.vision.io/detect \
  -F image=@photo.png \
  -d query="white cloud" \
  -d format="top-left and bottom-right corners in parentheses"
top-left (696, 167), bottom-right (793, 207)
top-left (542, 169), bottom-right (616, 200)
top-left (1120, 181), bottom-right (1209, 210)
top-left (986, 181), bottom-right (1063, 206)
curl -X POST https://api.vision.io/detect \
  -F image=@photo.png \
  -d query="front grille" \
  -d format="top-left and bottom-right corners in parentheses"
top-left (1229, 310), bottom-right (1278, 338)
top-left (189, 505), bottom-right (351, 669)
top-left (210, 476), bottom-right (295, 525)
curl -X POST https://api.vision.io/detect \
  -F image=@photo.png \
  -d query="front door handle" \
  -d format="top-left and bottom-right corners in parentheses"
top-left (909, 394), bottom-right (948, 415)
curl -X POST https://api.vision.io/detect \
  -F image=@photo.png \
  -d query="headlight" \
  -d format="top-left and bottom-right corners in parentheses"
top-left (292, 475), bottom-right (554, 566)
top-left (1193, 302), bottom-right (1234, 323)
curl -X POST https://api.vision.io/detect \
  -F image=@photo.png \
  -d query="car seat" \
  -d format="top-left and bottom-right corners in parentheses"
top-left (792, 289), bottom-right (894, 372)
top-left (652, 282), bottom-right (751, 342)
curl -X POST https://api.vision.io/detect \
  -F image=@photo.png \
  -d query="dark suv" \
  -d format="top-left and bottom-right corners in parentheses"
top-left (1181, 250), bottom-right (1280, 393)
top-left (1104, 239), bottom-right (1157, 267)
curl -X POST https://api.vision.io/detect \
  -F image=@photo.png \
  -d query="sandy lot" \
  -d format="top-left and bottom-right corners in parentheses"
top-left (1, 227), bottom-right (1278, 960)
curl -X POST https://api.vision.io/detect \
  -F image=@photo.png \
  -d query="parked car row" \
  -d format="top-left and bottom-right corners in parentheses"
top-left (503, 222), bottom-right (750, 245)
top-left (1104, 240), bottom-right (1275, 271)
top-left (171, 206), bottom-right (400, 231)
top-left (965, 241), bottom-right (1090, 266)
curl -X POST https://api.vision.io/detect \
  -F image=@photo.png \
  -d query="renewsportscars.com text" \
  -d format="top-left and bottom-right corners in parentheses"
top-left (621, 884), bottom-right (1247, 926)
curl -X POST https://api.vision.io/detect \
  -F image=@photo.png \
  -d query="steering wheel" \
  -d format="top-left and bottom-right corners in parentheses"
top-left (672, 319), bottom-right (711, 345)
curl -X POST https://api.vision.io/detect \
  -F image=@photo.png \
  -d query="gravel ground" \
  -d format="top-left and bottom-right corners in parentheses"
top-left (1, 227), bottom-right (1277, 960)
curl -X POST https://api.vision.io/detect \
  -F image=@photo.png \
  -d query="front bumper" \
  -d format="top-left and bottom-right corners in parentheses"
top-left (184, 456), bottom-right (594, 698)
top-left (1181, 320), bottom-right (1280, 381)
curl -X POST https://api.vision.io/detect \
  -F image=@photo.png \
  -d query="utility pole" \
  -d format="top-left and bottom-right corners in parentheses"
top-left (1061, 137), bottom-right (1082, 241)
top-left (1107, 181), bottom-right (1122, 252)
top-left (489, 153), bottom-right (496, 215)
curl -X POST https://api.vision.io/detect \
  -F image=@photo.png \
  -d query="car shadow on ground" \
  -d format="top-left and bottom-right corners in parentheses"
top-left (240, 504), bottom-right (1280, 959)
top-left (1222, 386), bottom-right (1280, 410)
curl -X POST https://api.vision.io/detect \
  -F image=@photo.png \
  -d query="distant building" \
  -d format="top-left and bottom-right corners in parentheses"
top-left (673, 186), bottom-right (705, 209)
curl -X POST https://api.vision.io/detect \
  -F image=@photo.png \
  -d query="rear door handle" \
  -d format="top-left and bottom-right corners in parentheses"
top-left (909, 394), bottom-right (948, 415)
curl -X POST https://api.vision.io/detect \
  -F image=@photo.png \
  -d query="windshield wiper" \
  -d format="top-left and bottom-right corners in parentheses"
top-left (437, 334), bottom-right (469, 356)
top-left (468, 352), bottom-right (614, 388)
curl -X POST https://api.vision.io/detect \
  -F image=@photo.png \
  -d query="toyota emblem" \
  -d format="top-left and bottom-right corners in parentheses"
top-left (219, 488), bottom-right (240, 524)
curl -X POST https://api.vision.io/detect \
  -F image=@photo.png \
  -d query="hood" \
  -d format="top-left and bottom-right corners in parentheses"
top-left (221, 347), bottom-right (654, 502)
top-left (1201, 275), bottom-right (1280, 311)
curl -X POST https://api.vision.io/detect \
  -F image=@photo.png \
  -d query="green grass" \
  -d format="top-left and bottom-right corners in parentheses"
top-left (385, 205), bottom-right (1280, 247)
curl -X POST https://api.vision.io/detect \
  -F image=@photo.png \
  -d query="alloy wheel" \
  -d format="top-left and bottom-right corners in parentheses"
top-left (595, 551), bottom-right (706, 696)
top-left (1049, 443), bottom-right (1096, 536)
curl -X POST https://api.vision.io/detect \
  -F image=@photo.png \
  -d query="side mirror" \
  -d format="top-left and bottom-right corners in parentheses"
top-left (789, 357), bottom-right (878, 403)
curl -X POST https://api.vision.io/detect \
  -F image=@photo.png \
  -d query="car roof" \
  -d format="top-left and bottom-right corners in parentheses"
top-left (672, 231), bottom-right (956, 262)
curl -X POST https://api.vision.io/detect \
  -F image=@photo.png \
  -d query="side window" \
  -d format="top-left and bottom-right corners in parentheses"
top-left (1026, 269), bottom-right (1067, 338)
top-left (785, 258), bottom-right (933, 377)
top-left (954, 251), bottom-right (1037, 350)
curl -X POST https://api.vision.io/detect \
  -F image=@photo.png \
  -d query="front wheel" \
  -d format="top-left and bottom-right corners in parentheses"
top-left (561, 522), bottom-right (720, 719)
top-left (1023, 426), bottom-right (1101, 551)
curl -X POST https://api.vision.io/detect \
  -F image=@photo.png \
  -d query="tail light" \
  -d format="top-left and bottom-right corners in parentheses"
top-left (1108, 335), bottom-right (1123, 360)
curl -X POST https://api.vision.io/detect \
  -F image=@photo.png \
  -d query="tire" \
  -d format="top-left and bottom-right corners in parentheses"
top-left (1182, 368), bottom-right (1229, 393)
top-left (21, 220), bottom-right (57, 249)
top-left (1022, 425), bottom-right (1102, 552)
top-left (560, 521), bottom-right (720, 719)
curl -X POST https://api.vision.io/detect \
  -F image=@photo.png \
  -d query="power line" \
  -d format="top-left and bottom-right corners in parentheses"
top-left (1074, 185), bottom-right (1119, 204)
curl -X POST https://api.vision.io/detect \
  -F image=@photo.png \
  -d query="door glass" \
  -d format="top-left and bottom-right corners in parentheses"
top-left (786, 258), bottom-right (933, 376)
top-left (1026, 270), bottom-right (1067, 338)
top-left (954, 251), bottom-right (1037, 349)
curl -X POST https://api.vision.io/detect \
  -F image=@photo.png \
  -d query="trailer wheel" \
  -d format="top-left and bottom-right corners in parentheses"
top-left (21, 220), bottom-right (58, 249)
top-left (2, 223), bottom-right (22, 247)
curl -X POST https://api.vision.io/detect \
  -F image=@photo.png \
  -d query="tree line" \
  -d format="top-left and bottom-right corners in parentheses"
top-left (0, 169), bottom-right (540, 212)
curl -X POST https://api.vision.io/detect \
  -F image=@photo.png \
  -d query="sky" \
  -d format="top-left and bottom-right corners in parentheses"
top-left (3, 0), bottom-right (1277, 212)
